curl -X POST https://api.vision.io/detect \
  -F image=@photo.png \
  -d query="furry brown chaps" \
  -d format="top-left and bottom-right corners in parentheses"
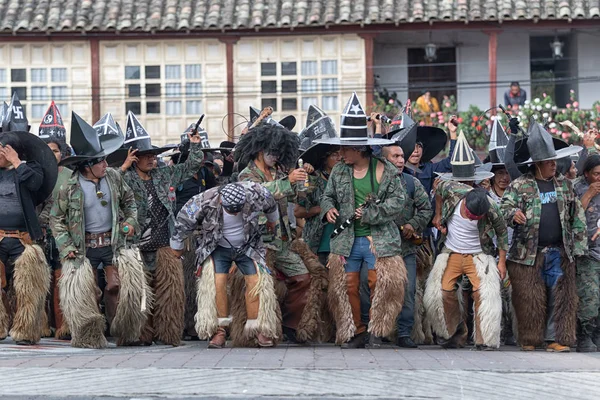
top-left (153, 247), bottom-right (185, 346)
top-left (369, 255), bottom-right (407, 337)
top-left (9, 245), bottom-right (51, 343)
top-left (327, 254), bottom-right (356, 344)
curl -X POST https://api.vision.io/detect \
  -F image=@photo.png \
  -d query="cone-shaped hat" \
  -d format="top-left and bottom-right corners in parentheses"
top-left (298, 105), bottom-right (337, 151)
top-left (3, 92), bottom-right (29, 132)
top-left (38, 101), bottom-right (66, 143)
top-left (60, 112), bottom-right (106, 166)
top-left (435, 130), bottom-right (494, 181)
top-left (519, 117), bottom-right (581, 164)
top-left (488, 119), bottom-right (509, 165)
top-left (93, 113), bottom-right (124, 155)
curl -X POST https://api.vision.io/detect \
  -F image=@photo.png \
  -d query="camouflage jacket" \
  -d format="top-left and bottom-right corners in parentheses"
top-left (38, 167), bottom-right (73, 228)
top-left (299, 171), bottom-right (328, 252)
top-left (238, 160), bottom-right (297, 250)
top-left (320, 157), bottom-right (406, 258)
top-left (436, 180), bottom-right (508, 256)
top-left (395, 173), bottom-right (433, 256)
top-left (572, 177), bottom-right (600, 260)
top-left (49, 168), bottom-right (139, 260)
top-left (170, 181), bottom-right (279, 265)
top-left (501, 172), bottom-right (587, 265)
top-left (122, 143), bottom-right (204, 239)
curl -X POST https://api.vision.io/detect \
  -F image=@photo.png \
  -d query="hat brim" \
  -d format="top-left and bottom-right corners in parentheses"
top-left (106, 145), bottom-right (174, 167)
top-left (314, 137), bottom-right (394, 146)
top-left (2, 131), bottom-right (58, 205)
top-left (99, 135), bottom-right (125, 157)
top-left (435, 170), bottom-right (495, 181)
top-left (279, 116), bottom-right (296, 131)
top-left (59, 152), bottom-right (108, 167)
top-left (299, 143), bottom-right (337, 168)
top-left (418, 126), bottom-right (448, 164)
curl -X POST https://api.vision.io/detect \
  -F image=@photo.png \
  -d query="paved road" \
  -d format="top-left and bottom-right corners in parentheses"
top-left (1, 338), bottom-right (599, 399)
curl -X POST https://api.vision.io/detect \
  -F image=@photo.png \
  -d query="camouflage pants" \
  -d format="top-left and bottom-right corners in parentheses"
top-left (273, 240), bottom-right (308, 277)
top-left (576, 255), bottom-right (600, 334)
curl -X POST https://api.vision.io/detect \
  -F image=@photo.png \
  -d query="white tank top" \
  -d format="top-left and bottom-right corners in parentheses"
top-left (444, 200), bottom-right (483, 254)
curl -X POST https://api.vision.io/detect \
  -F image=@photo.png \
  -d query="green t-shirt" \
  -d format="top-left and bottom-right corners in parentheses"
top-left (318, 223), bottom-right (335, 253)
top-left (353, 158), bottom-right (380, 237)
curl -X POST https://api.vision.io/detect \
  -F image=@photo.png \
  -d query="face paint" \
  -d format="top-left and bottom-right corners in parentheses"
top-left (264, 153), bottom-right (278, 167)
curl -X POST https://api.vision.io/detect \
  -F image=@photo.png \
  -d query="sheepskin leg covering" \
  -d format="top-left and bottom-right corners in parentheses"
top-left (154, 247), bottom-right (185, 346)
top-left (9, 244), bottom-right (50, 344)
top-left (111, 247), bottom-right (153, 346)
top-left (368, 255), bottom-right (407, 338)
top-left (553, 250), bottom-right (578, 347)
top-left (59, 257), bottom-right (107, 349)
top-left (290, 239), bottom-right (328, 343)
top-left (327, 254), bottom-right (356, 344)
top-left (194, 257), bottom-right (218, 340)
top-left (471, 254), bottom-right (502, 348)
top-left (424, 253), bottom-right (452, 340)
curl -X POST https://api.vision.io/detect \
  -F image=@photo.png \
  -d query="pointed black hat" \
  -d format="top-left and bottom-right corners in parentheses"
top-left (297, 105), bottom-right (339, 168)
top-left (436, 131), bottom-right (494, 181)
top-left (384, 112), bottom-right (447, 164)
top-left (3, 92), bottom-right (29, 132)
top-left (488, 119), bottom-right (509, 165)
top-left (248, 106), bottom-right (296, 131)
top-left (93, 113), bottom-right (124, 156)
top-left (60, 112), bottom-right (107, 166)
top-left (518, 118), bottom-right (581, 164)
top-left (389, 113), bottom-right (418, 161)
top-left (39, 101), bottom-right (67, 143)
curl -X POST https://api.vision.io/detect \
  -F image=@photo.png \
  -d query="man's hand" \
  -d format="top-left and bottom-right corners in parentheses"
top-left (584, 129), bottom-right (597, 149)
top-left (0, 144), bottom-right (21, 168)
top-left (303, 163), bottom-right (315, 174)
top-left (513, 210), bottom-right (527, 225)
top-left (66, 251), bottom-right (77, 259)
top-left (479, 179), bottom-right (491, 191)
top-left (432, 215), bottom-right (447, 235)
top-left (122, 223), bottom-right (135, 237)
top-left (326, 208), bottom-right (339, 224)
top-left (188, 132), bottom-right (202, 144)
top-left (448, 115), bottom-right (458, 139)
top-left (592, 228), bottom-right (600, 242)
top-left (354, 207), bottom-right (363, 220)
top-left (288, 168), bottom-right (308, 184)
top-left (121, 148), bottom-right (139, 172)
top-left (266, 221), bottom-right (276, 234)
top-left (401, 224), bottom-right (415, 239)
top-left (370, 112), bottom-right (382, 127)
top-left (171, 248), bottom-right (184, 258)
top-left (587, 182), bottom-right (600, 198)
top-left (497, 259), bottom-right (507, 280)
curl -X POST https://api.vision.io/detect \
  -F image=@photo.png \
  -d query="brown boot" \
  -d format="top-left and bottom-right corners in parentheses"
top-left (103, 265), bottom-right (121, 326)
top-left (257, 332), bottom-right (274, 347)
top-left (208, 327), bottom-right (227, 349)
top-left (346, 272), bottom-right (366, 334)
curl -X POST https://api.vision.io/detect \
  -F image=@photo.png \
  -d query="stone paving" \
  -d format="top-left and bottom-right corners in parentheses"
top-left (0, 338), bottom-right (599, 399)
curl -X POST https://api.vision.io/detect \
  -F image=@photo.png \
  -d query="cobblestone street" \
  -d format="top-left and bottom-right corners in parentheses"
top-left (0, 338), bottom-right (599, 399)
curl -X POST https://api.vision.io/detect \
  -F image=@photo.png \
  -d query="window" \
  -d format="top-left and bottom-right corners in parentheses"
top-left (322, 96), bottom-right (338, 111)
top-left (261, 62), bottom-right (276, 76)
top-left (186, 82), bottom-right (202, 96)
top-left (0, 87), bottom-right (7, 99)
top-left (145, 84), bottom-right (161, 97)
top-left (261, 98), bottom-right (277, 111)
top-left (52, 86), bottom-right (67, 100)
top-left (146, 102), bottom-right (161, 114)
top-left (301, 79), bottom-right (317, 93)
top-left (128, 84), bottom-right (141, 97)
top-left (322, 78), bottom-right (338, 92)
top-left (281, 80), bottom-right (297, 93)
top-left (281, 62), bottom-right (297, 75)
top-left (126, 102), bottom-right (141, 114)
top-left (301, 61), bottom-right (317, 76)
top-left (31, 69), bottom-right (47, 83)
top-left (31, 86), bottom-right (47, 100)
top-left (51, 68), bottom-right (67, 82)
top-left (32, 104), bottom-right (46, 118)
top-left (0, 69), bottom-right (6, 83)
top-left (302, 97), bottom-right (317, 111)
top-left (165, 65), bottom-right (181, 80)
top-left (145, 66), bottom-right (160, 79)
top-left (166, 101), bottom-right (182, 115)
top-left (282, 98), bottom-right (297, 111)
top-left (11, 69), bottom-right (26, 82)
top-left (261, 81), bottom-right (277, 94)
top-left (125, 66), bottom-right (140, 80)
top-left (166, 83), bottom-right (181, 97)
top-left (185, 64), bottom-right (201, 79)
top-left (321, 60), bottom-right (337, 75)
top-left (11, 87), bottom-right (27, 100)
top-left (186, 100), bottom-right (202, 115)
top-left (56, 103), bottom-right (68, 117)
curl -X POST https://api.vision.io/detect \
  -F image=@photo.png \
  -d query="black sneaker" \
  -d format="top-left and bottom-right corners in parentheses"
top-left (396, 336), bottom-right (418, 348)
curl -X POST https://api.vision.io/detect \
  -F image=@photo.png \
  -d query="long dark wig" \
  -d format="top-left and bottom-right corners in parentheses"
top-left (234, 123), bottom-right (299, 171)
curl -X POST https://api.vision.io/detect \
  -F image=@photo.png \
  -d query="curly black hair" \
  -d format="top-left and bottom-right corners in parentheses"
top-left (234, 123), bottom-right (300, 170)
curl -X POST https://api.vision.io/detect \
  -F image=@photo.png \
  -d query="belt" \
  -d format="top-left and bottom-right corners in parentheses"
top-left (85, 232), bottom-right (112, 249)
top-left (0, 229), bottom-right (32, 245)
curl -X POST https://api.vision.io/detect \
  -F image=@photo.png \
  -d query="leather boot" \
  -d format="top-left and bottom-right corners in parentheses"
top-left (346, 272), bottom-right (365, 334)
top-left (103, 265), bottom-right (121, 326)
top-left (282, 273), bottom-right (310, 331)
top-left (215, 273), bottom-right (230, 323)
top-left (577, 334), bottom-right (597, 353)
top-left (208, 327), bottom-right (227, 349)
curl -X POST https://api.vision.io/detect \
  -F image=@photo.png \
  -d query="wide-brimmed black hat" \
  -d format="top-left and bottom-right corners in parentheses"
top-left (516, 118), bottom-right (581, 164)
top-left (249, 106), bottom-right (296, 131)
top-left (385, 113), bottom-right (447, 164)
top-left (2, 92), bottom-right (30, 132)
top-left (60, 112), bottom-right (108, 167)
top-left (0, 130), bottom-right (58, 205)
top-left (38, 101), bottom-right (67, 144)
top-left (297, 105), bottom-right (339, 167)
top-left (436, 131), bottom-right (495, 182)
top-left (315, 92), bottom-right (393, 146)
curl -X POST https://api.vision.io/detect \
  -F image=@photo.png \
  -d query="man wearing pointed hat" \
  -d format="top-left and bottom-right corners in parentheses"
top-left (381, 125), bottom-right (433, 348)
top-left (50, 112), bottom-right (150, 348)
top-left (424, 131), bottom-right (507, 350)
top-left (317, 93), bottom-right (407, 348)
top-left (37, 101), bottom-right (73, 340)
top-left (501, 119), bottom-right (585, 352)
top-left (0, 122), bottom-right (57, 345)
top-left (118, 112), bottom-right (203, 346)
top-left (236, 117), bottom-right (326, 343)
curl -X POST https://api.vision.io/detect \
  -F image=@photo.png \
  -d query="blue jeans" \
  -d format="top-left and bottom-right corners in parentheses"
top-left (211, 246), bottom-right (257, 275)
top-left (541, 247), bottom-right (563, 341)
top-left (396, 254), bottom-right (416, 337)
top-left (345, 237), bottom-right (376, 273)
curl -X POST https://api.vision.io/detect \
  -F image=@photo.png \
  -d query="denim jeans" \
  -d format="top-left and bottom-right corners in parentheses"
top-left (345, 237), bottom-right (376, 273)
top-left (541, 247), bottom-right (563, 341)
top-left (212, 245), bottom-right (257, 275)
top-left (396, 254), bottom-right (416, 337)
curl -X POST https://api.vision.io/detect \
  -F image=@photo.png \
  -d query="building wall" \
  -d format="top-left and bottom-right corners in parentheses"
top-left (233, 34), bottom-right (366, 140)
top-left (99, 39), bottom-right (228, 145)
top-left (496, 31), bottom-right (531, 107)
top-left (456, 32), bottom-right (489, 111)
top-left (577, 31), bottom-right (600, 108)
top-left (0, 41), bottom-right (92, 136)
